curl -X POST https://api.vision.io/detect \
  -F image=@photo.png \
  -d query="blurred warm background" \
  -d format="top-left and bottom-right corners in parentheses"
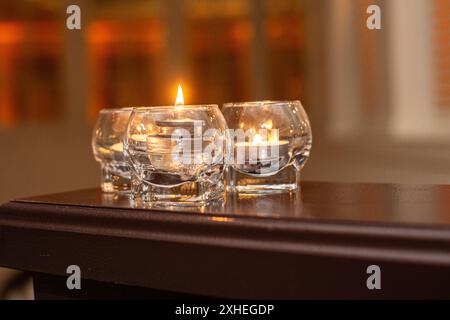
top-left (0, 0), bottom-right (449, 299)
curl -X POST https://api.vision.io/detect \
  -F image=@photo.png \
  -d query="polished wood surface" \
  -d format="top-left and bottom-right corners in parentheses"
top-left (1, 181), bottom-right (450, 299)
top-left (14, 182), bottom-right (450, 225)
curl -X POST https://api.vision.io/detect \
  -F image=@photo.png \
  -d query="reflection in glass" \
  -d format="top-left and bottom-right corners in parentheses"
top-left (92, 108), bottom-right (132, 193)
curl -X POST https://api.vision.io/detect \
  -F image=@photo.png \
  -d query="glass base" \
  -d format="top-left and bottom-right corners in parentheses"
top-left (226, 164), bottom-right (299, 194)
top-left (101, 162), bottom-right (131, 193)
top-left (131, 171), bottom-right (224, 206)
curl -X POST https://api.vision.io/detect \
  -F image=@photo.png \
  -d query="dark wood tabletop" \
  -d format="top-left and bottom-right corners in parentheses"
top-left (1, 181), bottom-right (450, 299)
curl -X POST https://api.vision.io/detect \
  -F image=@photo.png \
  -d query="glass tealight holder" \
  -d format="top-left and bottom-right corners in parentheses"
top-left (222, 100), bottom-right (312, 194)
top-left (92, 108), bottom-right (132, 193)
top-left (124, 105), bottom-right (227, 206)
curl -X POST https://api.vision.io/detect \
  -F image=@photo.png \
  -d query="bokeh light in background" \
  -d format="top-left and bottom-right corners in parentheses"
top-left (0, 0), bottom-right (307, 126)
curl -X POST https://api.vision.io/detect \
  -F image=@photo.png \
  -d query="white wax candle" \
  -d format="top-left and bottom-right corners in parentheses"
top-left (234, 139), bottom-right (289, 162)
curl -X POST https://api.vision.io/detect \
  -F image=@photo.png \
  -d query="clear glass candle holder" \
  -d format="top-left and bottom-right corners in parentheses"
top-left (92, 108), bottom-right (132, 193)
top-left (124, 105), bottom-right (227, 206)
top-left (222, 100), bottom-right (312, 194)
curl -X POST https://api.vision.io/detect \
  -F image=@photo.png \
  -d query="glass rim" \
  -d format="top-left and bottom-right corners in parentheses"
top-left (99, 107), bottom-right (133, 114)
top-left (222, 100), bottom-right (302, 108)
top-left (130, 104), bottom-right (219, 112)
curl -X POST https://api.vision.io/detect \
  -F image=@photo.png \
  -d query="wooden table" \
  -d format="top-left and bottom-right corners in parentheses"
top-left (1, 182), bottom-right (450, 299)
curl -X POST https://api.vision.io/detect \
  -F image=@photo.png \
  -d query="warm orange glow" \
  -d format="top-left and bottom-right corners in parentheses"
top-left (211, 217), bottom-right (231, 222)
top-left (175, 84), bottom-right (184, 106)
top-left (261, 120), bottom-right (273, 130)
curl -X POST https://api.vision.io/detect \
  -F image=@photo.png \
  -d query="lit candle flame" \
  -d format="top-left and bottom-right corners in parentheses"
top-left (175, 84), bottom-right (184, 106)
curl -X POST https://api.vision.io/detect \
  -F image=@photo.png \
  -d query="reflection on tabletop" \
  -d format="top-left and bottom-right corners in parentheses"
top-left (17, 182), bottom-right (450, 225)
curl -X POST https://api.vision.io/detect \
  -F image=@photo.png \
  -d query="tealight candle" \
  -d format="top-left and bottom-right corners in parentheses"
top-left (223, 100), bottom-right (312, 194)
top-left (234, 134), bottom-right (289, 163)
top-left (124, 85), bottom-right (227, 206)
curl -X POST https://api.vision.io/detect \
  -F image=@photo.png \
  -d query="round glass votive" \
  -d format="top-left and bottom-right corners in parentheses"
top-left (222, 100), bottom-right (312, 193)
top-left (124, 105), bottom-right (227, 206)
top-left (91, 108), bottom-right (132, 193)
